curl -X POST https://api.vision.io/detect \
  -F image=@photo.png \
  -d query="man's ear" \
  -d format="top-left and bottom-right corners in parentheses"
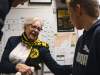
top-left (76, 4), bottom-right (82, 17)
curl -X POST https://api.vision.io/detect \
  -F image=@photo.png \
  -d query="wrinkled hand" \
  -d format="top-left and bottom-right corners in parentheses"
top-left (16, 63), bottom-right (33, 75)
top-left (12, 0), bottom-right (28, 7)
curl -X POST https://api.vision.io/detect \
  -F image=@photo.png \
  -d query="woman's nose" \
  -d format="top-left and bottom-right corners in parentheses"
top-left (35, 28), bottom-right (38, 31)
top-left (33, 28), bottom-right (38, 32)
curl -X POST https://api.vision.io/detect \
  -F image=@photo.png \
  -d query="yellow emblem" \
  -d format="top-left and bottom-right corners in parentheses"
top-left (30, 48), bottom-right (39, 58)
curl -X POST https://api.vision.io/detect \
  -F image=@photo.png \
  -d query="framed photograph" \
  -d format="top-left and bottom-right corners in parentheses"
top-left (29, 0), bottom-right (52, 4)
top-left (57, 9), bottom-right (74, 32)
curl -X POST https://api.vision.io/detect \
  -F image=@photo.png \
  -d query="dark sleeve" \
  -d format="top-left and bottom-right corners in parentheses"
top-left (39, 47), bottom-right (71, 75)
top-left (0, 0), bottom-right (9, 41)
top-left (61, 0), bottom-right (66, 4)
top-left (0, 37), bottom-right (17, 73)
top-left (8, 0), bottom-right (14, 11)
top-left (0, 0), bottom-right (14, 41)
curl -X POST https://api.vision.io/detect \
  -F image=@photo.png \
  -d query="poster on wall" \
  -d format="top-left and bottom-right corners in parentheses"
top-left (57, 9), bottom-right (74, 32)
top-left (29, 0), bottom-right (52, 4)
top-left (54, 33), bottom-right (76, 65)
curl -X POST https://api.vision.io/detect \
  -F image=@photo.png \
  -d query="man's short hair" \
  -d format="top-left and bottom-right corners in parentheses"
top-left (66, 0), bottom-right (99, 18)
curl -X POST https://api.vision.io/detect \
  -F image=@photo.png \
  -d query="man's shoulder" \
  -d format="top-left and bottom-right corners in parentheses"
top-left (93, 26), bottom-right (100, 36)
top-left (95, 26), bottom-right (100, 32)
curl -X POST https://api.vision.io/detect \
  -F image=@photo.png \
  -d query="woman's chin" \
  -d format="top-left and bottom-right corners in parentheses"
top-left (30, 38), bottom-right (35, 41)
top-left (30, 37), bottom-right (37, 41)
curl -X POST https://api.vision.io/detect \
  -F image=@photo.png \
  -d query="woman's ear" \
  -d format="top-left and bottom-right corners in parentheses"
top-left (76, 4), bottom-right (82, 17)
top-left (24, 25), bottom-right (26, 31)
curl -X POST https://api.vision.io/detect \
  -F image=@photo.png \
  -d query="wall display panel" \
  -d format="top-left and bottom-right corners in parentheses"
top-left (54, 33), bottom-right (76, 65)
top-left (57, 9), bottom-right (74, 32)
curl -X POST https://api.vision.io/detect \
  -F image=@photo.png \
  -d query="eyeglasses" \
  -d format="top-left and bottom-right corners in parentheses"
top-left (29, 24), bottom-right (43, 31)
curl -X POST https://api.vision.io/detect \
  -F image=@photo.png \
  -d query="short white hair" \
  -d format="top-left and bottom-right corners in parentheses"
top-left (24, 16), bottom-right (43, 28)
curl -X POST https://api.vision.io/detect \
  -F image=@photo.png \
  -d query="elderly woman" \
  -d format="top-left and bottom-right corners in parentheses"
top-left (0, 16), bottom-right (72, 75)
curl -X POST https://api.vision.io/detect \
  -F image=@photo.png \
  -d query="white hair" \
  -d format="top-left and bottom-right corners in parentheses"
top-left (24, 16), bottom-right (43, 28)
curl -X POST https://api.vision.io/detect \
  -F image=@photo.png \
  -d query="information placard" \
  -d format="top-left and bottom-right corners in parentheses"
top-left (57, 9), bottom-right (74, 32)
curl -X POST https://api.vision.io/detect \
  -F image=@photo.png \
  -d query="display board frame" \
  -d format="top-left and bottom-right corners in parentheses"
top-left (29, 0), bottom-right (52, 4)
top-left (57, 9), bottom-right (74, 32)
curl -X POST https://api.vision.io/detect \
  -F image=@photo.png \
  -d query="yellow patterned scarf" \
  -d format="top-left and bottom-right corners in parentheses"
top-left (21, 32), bottom-right (49, 70)
top-left (21, 32), bottom-right (49, 49)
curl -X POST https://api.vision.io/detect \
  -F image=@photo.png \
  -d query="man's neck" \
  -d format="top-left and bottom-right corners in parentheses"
top-left (82, 16), bottom-right (98, 31)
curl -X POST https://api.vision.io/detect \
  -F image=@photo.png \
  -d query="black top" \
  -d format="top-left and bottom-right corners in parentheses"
top-left (0, 0), bottom-right (14, 41)
top-left (72, 20), bottom-right (100, 75)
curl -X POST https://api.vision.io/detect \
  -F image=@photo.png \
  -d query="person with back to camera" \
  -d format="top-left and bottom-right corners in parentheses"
top-left (0, 16), bottom-right (72, 75)
top-left (0, 0), bottom-right (28, 41)
top-left (66, 0), bottom-right (100, 75)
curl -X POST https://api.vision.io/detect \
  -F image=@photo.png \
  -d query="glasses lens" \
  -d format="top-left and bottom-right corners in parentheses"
top-left (31, 24), bottom-right (43, 31)
top-left (31, 25), bottom-right (36, 28)
top-left (38, 28), bottom-right (43, 31)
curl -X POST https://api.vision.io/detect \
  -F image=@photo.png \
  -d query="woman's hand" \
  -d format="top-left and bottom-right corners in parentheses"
top-left (15, 63), bottom-right (33, 75)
